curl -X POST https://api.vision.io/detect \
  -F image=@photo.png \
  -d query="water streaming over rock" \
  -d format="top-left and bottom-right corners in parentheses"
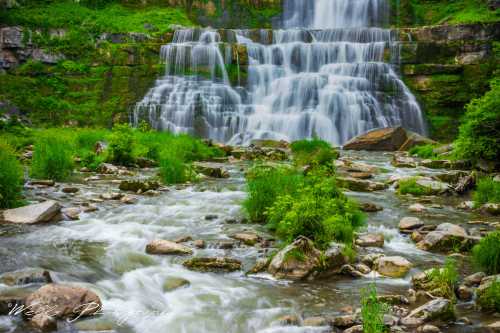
top-left (133, 0), bottom-right (425, 145)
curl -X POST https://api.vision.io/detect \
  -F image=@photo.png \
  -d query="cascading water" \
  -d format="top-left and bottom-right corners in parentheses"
top-left (134, 0), bottom-right (426, 145)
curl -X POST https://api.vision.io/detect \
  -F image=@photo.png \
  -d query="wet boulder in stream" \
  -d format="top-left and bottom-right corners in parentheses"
top-left (193, 162), bottom-right (229, 178)
top-left (0, 268), bottom-right (52, 286)
top-left (375, 256), bottom-right (412, 278)
top-left (145, 240), bottom-right (193, 255)
top-left (337, 177), bottom-right (387, 192)
top-left (402, 298), bottom-right (454, 326)
top-left (1, 200), bottom-right (60, 224)
top-left (183, 257), bottom-right (242, 272)
top-left (416, 223), bottom-right (473, 252)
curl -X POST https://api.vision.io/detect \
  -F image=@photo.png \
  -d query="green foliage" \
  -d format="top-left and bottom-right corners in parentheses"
top-left (477, 279), bottom-right (500, 312)
top-left (290, 139), bottom-right (338, 168)
top-left (473, 231), bottom-right (500, 275)
top-left (0, 142), bottom-right (24, 208)
top-left (409, 144), bottom-right (439, 159)
top-left (266, 169), bottom-right (365, 249)
top-left (107, 124), bottom-right (135, 166)
top-left (454, 78), bottom-right (500, 162)
top-left (31, 135), bottom-right (73, 181)
top-left (158, 146), bottom-right (192, 185)
top-left (473, 177), bottom-right (500, 206)
top-left (425, 258), bottom-right (459, 300)
top-left (243, 166), bottom-right (303, 223)
top-left (397, 177), bottom-right (432, 196)
top-left (361, 284), bottom-right (388, 333)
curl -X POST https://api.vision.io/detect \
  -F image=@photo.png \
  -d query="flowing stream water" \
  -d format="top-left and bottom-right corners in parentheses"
top-left (133, 0), bottom-right (426, 145)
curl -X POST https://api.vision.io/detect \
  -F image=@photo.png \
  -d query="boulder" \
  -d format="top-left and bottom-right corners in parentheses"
top-left (399, 131), bottom-right (437, 151)
top-left (332, 314), bottom-right (356, 327)
top-left (97, 163), bottom-right (119, 174)
top-left (481, 203), bottom-right (500, 215)
top-left (303, 316), bottom-right (328, 326)
top-left (61, 207), bottom-right (81, 220)
top-left (464, 272), bottom-right (485, 287)
top-left (194, 239), bottom-right (206, 248)
top-left (183, 257), bottom-right (241, 272)
top-left (399, 217), bottom-right (424, 231)
top-left (62, 187), bottom-right (79, 194)
top-left (119, 179), bottom-right (160, 193)
top-left (323, 242), bottom-right (348, 271)
top-left (417, 325), bottom-right (442, 333)
top-left (162, 277), bottom-right (190, 292)
top-left (360, 202), bottom-right (383, 212)
top-left (25, 284), bottom-right (102, 319)
top-left (417, 223), bottom-right (469, 252)
top-left (247, 258), bottom-right (268, 274)
top-left (231, 232), bottom-right (260, 246)
top-left (414, 178), bottom-right (449, 195)
top-left (120, 195), bottom-right (138, 204)
top-left (392, 155), bottom-right (417, 168)
top-left (145, 240), bottom-right (193, 255)
top-left (456, 285), bottom-right (473, 301)
top-left (337, 177), bottom-right (387, 192)
top-left (375, 256), bottom-right (412, 278)
top-left (1, 200), bottom-right (60, 224)
top-left (409, 203), bottom-right (427, 213)
top-left (403, 298), bottom-right (454, 324)
top-left (0, 268), bottom-right (52, 286)
top-left (267, 236), bottom-right (321, 280)
top-left (343, 127), bottom-right (408, 151)
top-left (355, 233), bottom-right (384, 247)
top-left (193, 162), bottom-right (229, 178)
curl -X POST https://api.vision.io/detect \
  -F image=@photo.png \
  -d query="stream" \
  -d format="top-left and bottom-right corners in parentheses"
top-left (0, 151), bottom-right (496, 333)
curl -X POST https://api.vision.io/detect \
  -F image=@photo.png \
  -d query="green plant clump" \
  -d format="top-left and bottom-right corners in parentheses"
top-left (107, 124), bottom-right (135, 166)
top-left (290, 138), bottom-right (339, 167)
top-left (472, 231), bottom-right (500, 275)
top-left (31, 135), bottom-right (74, 181)
top-left (158, 146), bottom-right (192, 185)
top-left (409, 144), bottom-right (439, 159)
top-left (473, 177), bottom-right (500, 207)
top-left (425, 258), bottom-right (459, 300)
top-left (361, 284), bottom-right (388, 333)
top-left (0, 142), bottom-right (24, 208)
top-left (453, 78), bottom-right (500, 163)
top-left (397, 177), bottom-right (432, 196)
top-left (478, 279), bottom-right (500, 312)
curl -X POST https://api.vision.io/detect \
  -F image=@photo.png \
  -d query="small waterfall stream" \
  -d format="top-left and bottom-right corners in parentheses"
top-left (133, 0), bottom-right (425, 145)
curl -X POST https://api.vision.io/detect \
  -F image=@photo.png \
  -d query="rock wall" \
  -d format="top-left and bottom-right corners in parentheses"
top-left (397, 23), bottom-right (500, 141)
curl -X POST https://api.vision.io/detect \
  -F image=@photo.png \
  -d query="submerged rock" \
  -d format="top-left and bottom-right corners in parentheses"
top-left (375, 256), bottom-right (412, 278)
top-left (1, 200), bottom-right (60, 224)
top-left (231, 232), bottom-right (260, 246)
top-left (355, 233), bottom-right (384, 247)
top-left (162, 277), bottom-right (190, 292)
top-left (360, 202), bottom-right (383, 212)
top-left (183, 257), bottom-right (242, 272)
top-left (193, 162), bottom-right (230, 178)
top-left (267, 236), bottom-right (321, 280)
top-left (399, 217), bottom-right (424, 231)
top-left (0, 268), bottom-right (52, 286)
top-left (61, 207), bottom-right (81, 220)
top-left (25, 284), bottom-right (102, 319)
top-left (145, 240), bottom-right (193, 255)
top-left (337, 177), bottom-right (387, 192)
top-left (119, 179), bottom-right (160, 193)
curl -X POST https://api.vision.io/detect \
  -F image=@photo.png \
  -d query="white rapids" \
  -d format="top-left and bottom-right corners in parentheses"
top-left (133, 0), bottom-right (426, 146)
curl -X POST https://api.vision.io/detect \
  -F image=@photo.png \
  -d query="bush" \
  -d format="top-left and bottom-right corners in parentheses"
top-left (31, 136), bottom-right (73, 181)
top-left (361, 284), bottom-right (388, 333)
top-left (478, 279), bottom-right (500, 312)
top-left (290, 139), bottom-right (338, 167)
top-left (397, 177), bottom-right (432, 196)
top-left (425, 258), bottom-right (459, 300)
top-left (107, 124), bottom-right (135, 166)
top-left (266, 169), bottom-right (365, 249)
top-left (244, 166), bottom-right (303, 223)
top-left (472, 231), bottom-right (500, 275)
top-left (0, 142), bottom-right (24, 208)
top-left (409, 144), bottom-right (439, 159)
top-left (473, 177), bottom-right (500, 206)
top-left (454, 78), bottom-right (500, 163)
top-left (158, 146), bottom-right (192, 184)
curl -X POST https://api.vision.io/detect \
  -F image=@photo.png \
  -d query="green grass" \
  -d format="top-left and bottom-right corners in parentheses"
top-left (158, 146), bottom-right (192, 185)
top-left (360, 284), bottom-right (388, 333)
top-left (31, 135), bottom-right (74, 181)
top-left (473, 177), bottom-right (500, 207)
top-left (290, 138), bottom-right (338, 168)
top-left (243, 165), bottom-right (303, 223)
top-left (0, 142), bottom-right (24, 208)
top-left (472, 231), bottom-right (500, 275)
top-left (425, 258), bottom-right (459, 300)
top-left (397, 177), bottom-right (432, 196)
top-left (477, 279), bottom-right (500, 312)
top-left (409, 144), bottom-right (439, 159)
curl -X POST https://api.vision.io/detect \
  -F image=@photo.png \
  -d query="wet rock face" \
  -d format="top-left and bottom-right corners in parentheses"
top-left (416, 223), bottom-right (471, 252)
top-left (119, 179), bottom-right (160, 193)
top-left (25, 284), bottom-right (102, 319)
top-left (337, 177), bottom-right (387, 192)
top-left (267, 236), bottom-right (321, 280)
top-left (403, 298), bottom-right (454, 325)
top-left (355, 233), bottom-right (384, 248)
top-left (343, 127), bottom-right (408, 151)
top-left (183, 257), bottom-right (242, 272)
top-left (375, 256), bottom-right (412, 278)
top-left (145, 240), bottom-right (193, 255)
top-left (399, 217), bottom-right (424, 231)
top-left (0, 268), bottom-right (52, 286)
top-left (1, 200), bottom-right (61, 224)
top-left (193, 162), bottom-right (230, 178)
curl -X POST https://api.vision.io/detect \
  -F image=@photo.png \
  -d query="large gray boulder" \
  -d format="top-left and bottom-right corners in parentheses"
top-left (267, 236), bottom-right (321, 280)
top-left (375, 256), bottom-right (412, 278)
top-left (402, 298), bottom-right (454, 325)
top-left (417, 223), bottom-right (470, 252)
top-left (1, 200), bottom-right (60, 224)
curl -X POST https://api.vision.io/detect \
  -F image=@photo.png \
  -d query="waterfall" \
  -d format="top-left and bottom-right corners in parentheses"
top-left (134, 0), bottom-right (425, 146)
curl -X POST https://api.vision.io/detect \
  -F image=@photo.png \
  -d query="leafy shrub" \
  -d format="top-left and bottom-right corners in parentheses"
top-left (266, 169), bottom-right (365, 249)
top-left (472, 231), bottom-right (500, 275)
top-left (107, 124), bottom-right (135, 166)
top-left (409, 144), bottom-right (438, 159)
top-left (473, 177), bottom-right (500, 206)
top-left (454, 78), bottom-right (500, 162)
top-left (0, 142), bottom-right (24, 208)
top-left (290, 138), bottom-right (338, 167)
top-left (425, 258), bottom-right (459, 300)
top-left (477, 279), bottom-right (500, 312)
top-left (361, 284), bottom-right (388, 333)
top-left (31, 136), bottom-right (73, 181)
top-left (158, 146), bottom-right (192, 185)
top-left (244, 166), bottom-right (303, 223)
top-left (81, 151), bottom-right (106, 171)
top-left (397, 177), bottom-right (432, 196)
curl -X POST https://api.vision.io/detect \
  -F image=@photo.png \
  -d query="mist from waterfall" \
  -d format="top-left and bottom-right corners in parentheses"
top-left (134, 0), bottom-right (425, 146)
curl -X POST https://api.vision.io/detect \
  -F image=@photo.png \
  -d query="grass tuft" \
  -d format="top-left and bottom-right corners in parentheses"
top-left (0, 142), bottom-right (24, 208)
top-left (472, 231), bottom-right (500, 275)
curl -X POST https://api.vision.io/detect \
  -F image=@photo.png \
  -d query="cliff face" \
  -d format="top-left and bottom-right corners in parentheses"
top-left (397, 23), bottom-right (499, 141)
